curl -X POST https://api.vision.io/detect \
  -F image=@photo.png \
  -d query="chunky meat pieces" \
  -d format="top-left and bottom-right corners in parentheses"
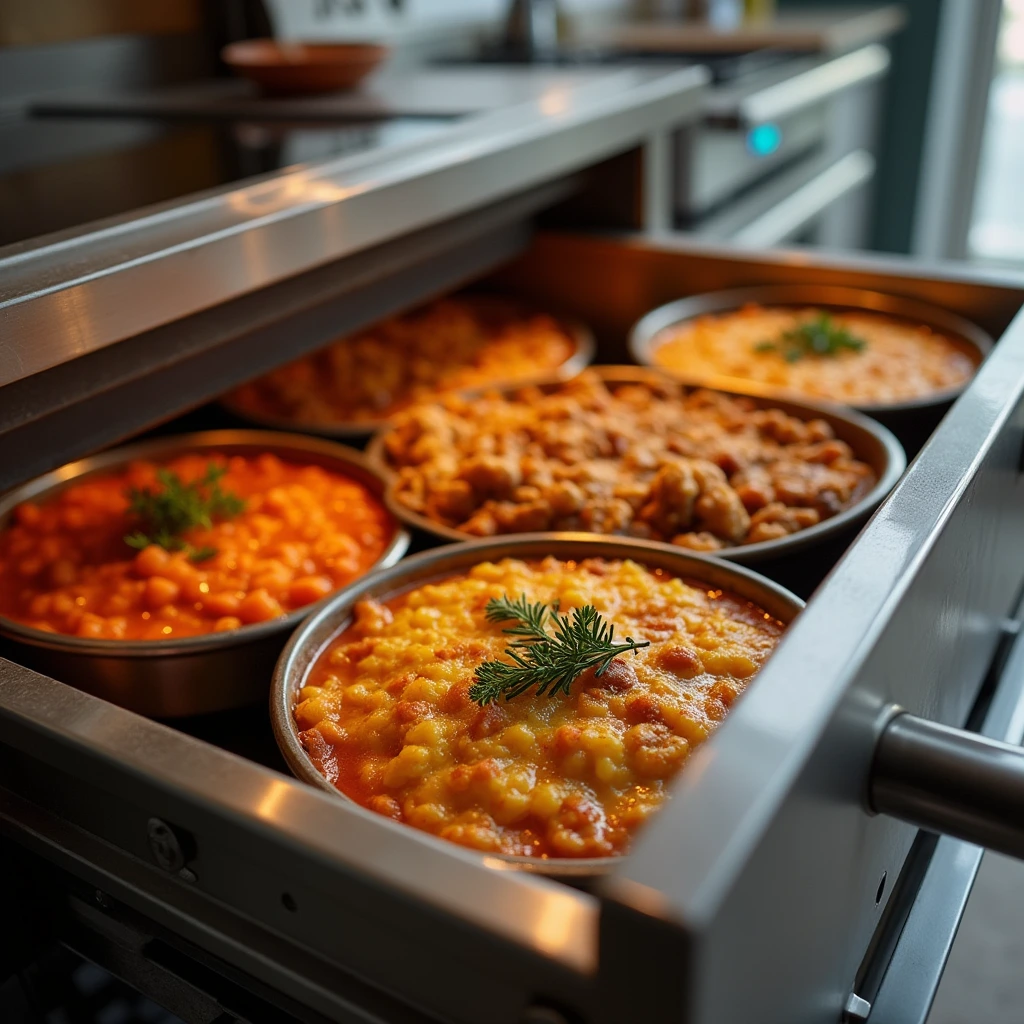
top-left (384, 372), bottom-right (877, 548)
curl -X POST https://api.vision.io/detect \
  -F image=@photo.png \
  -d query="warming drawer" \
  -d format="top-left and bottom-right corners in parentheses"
top-left (2, 232), bottom-right (1024, 1024)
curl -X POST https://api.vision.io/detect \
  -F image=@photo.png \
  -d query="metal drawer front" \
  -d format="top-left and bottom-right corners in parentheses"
top-left (1, 232), bottom-right (1024, 1024)
top-left (490, 233), bottom-right (1024, 1023)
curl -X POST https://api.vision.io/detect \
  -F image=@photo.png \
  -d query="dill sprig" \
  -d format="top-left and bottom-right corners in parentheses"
top-left (124, 464), bottom-right (245, 563)
top-left (754, 313), bottom-right (866, 363)
top-left (469, 595), bottom-right (650, 706)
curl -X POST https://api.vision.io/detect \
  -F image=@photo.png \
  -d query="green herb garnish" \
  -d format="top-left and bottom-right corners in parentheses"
top-left (469, 595), bottom-right (650, 706)
top-left (124, 464), bottom-right (244, 561)
top-left (755, 313), bottom-right (867, 363)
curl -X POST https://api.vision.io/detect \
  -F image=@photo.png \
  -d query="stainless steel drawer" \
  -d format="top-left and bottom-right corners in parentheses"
top-left (2, 231), bottom-right (1024, 1024)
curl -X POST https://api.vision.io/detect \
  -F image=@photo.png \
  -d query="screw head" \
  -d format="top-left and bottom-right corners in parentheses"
top-left (147, 817), bottom-right (186, 873)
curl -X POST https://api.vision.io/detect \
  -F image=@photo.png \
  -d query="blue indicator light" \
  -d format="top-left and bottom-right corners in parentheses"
top-left (747, 123), bottom-right (782, 157)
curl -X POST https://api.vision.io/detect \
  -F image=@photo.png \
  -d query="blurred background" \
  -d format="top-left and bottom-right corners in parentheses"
top-left (0, 0), bottom-right (1020, 263)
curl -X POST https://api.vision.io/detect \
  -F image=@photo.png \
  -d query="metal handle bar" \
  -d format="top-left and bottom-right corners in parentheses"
top-left (871, 710), bottom-right (1024, 859)
top-left (738, 45), bottom-right (891, 126)
top-left (731, 150), bottom-right (874, 248)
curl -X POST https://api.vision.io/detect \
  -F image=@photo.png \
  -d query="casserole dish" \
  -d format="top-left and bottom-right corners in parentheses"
top-left (271, 533), bottom-right (803, 877)
top-left (0, 431), bottom-right (409, 717)
top-left (629, 286), bottom-right (992, 449)
top-left (221, 295), bottom-right (595, 441)
top-left (366, 367), bottom-right (905, 565)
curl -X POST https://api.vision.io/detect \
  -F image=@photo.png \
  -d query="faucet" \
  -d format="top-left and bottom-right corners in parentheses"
top-left (504, 0), bottom-right (561, 59)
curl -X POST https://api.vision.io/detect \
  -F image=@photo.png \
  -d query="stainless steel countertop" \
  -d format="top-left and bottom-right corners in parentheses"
top-left (0, 64), bottom-right (707, 393)
top-left (576, 4), bottom-right (906, 55)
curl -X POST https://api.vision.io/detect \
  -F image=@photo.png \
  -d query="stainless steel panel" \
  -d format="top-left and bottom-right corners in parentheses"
top-left (733, 46), bottom-right (890, 127)
top-left (593, 267), bottom-right (1024, 1019)
top-left (487, 233), bottom-right (1024, 1023)
top-left (0, 65), bottom-right (707, 391)
top-left (866, 612), bottom-right (1024, 1023)
top-left (0, 658), bottom-right (599, 1024)
top-left (680, 150), bottom-right (874, 245)
top-left (729, 151), bottom-right (874, 248)
top-left (676, 105), bottom-right (828, 217)
top-left (0, 188), bottom-right (551, 491)
top-left (2, 233), bottom-right (1024, 1023)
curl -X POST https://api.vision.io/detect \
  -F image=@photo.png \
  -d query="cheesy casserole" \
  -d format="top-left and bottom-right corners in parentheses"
top-left (294, 556), bottom-right (785, 859)
top-left (650, 305), bottom-right (978, 406)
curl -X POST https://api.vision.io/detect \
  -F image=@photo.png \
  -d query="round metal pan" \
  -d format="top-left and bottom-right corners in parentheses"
top-left (365, 366), bottom-right (907, 566)
top-left (0, 431), bottom-right (410, 718)
top-left (220, 296), bottom-right (595, 441)
top-left (270, 533), bottom-right (804, 878)
top-left (628, 285), bottom-right (993, 418)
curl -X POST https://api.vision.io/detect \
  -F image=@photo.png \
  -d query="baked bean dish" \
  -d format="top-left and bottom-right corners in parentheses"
top-left (226, 297), bottom-right (580, 427)
top-left (295, 556), bottom-right (785, 859)
top-left (649, 305), bottom-right (979, 406)
top-left (383, 372), bottom-right (877, 551)
top-left (0, 452), bottom-right (394, 640)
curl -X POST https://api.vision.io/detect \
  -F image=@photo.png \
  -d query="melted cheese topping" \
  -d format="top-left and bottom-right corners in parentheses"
top-left (651, 306), bottom-right (978, 405)
top-left (295, 556), bottom-right (785, 860)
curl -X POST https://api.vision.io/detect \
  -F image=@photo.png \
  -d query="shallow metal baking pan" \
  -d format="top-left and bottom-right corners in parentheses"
top-left (0, 430), bottom-right (410, 718)
top-left (628, 285), bottom-right (993, 416)
top-left (270, 532), bottom-right (804, 878)
top-left (219, 295), bottom-right (595, 442)
top-left (365, 366), bottom-right (906, 566)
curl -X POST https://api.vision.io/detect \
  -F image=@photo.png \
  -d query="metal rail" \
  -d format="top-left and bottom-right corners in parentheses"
top-left (862, 611), bottom-right (1024, 1024)
top-left (872, 711), bottom-right (1024, 861)
top-left (0, 65), bottom-right (706, 391)
top-left (0, 183), bottom-right (559, 491)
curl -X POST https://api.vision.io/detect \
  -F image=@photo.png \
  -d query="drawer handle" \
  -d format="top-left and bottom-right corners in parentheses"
top-left (739, 45), bottom-right (891, 126)
top-left (871, 709), bottom-right (1024, 858)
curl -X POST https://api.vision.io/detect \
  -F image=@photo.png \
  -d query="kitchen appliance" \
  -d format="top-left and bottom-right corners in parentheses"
top-left (2, 18), bottom-right (1024, 1021)
top-left (672, 43), bottom-right (890, 246)
top-left (2, 229), bottom-right (1024, 1024)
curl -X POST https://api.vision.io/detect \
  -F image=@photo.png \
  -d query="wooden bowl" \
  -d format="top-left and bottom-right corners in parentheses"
top-left (221, 40), bottom-right (389, 96)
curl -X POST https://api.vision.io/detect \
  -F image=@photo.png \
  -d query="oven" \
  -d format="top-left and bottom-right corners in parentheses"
top-left (2, 214), bottom-right (1024, 1023)
top-left (2, 21), bottom-right (1024, 1020)
top-left (675, 45), bottom-right (890, 248)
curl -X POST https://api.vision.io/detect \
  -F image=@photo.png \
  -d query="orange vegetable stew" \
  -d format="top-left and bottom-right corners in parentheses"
top-left (0, 452), bottom-right (395, 641)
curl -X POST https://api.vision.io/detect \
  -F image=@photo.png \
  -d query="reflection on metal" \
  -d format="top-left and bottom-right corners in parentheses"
top-left (0, 65), bottom-right (706, 392)
top-left (732, 150), bottom-right (874, 248)
top-left (842, 993), bottom-right (871, 1022)
top-left (738, 45), bottom-right (890, 126)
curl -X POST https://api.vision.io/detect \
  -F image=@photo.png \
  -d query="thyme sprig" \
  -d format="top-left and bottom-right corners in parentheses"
top-left (124, 464), bottom-right (245, 563)
top-left (469, 595), bottom-right (650, 706)
top-left (754, 313), bottom-right (867, 363)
